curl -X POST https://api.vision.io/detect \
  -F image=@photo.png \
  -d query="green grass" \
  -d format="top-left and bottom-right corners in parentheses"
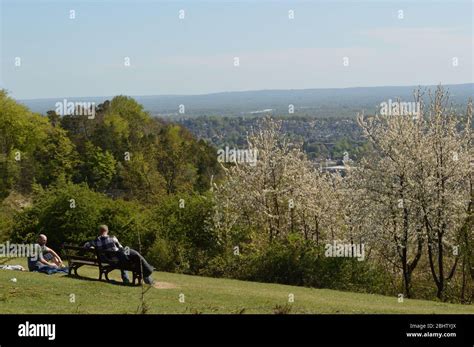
top-left (0, 258), bottom-right (473, 314)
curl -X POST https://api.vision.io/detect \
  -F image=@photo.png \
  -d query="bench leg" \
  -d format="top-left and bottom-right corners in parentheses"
top-left (99, 267), bottom-right (111, 282)
top-left (99, 267), bottom-right (114, 282)
top-left (69, 264), bottom-right (82, 277)
top-left (104, 269), bottom-right (112, 282)
top-left (132, 272), bottom-right (142, 285)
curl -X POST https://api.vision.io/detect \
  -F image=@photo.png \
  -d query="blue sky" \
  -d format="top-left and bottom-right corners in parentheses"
top-left (1, 0), bottom-right (472, 99)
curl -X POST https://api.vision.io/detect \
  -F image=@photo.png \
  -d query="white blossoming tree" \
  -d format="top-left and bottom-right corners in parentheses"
top-left (354, 87), bottom-right (472, 299)
top-left (213, 117), bottom-right (341, 252)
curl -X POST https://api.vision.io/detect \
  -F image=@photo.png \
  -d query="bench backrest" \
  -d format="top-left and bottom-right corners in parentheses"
top-left (62, 244), bottom-right (102, 266)
top-left (62, 244), bottom-right (126, 267)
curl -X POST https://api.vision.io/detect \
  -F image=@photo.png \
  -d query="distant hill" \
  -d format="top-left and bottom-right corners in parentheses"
top-left (18, 83), bottom-right (473, 118)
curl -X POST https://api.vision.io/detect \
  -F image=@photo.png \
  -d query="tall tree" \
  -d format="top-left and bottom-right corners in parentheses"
top-left (355, 87), bottom-right (472, 299)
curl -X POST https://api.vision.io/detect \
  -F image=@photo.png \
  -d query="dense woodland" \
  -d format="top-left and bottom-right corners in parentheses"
top-left (0, 87), bottom-right (472, 303)
top-left (175, 115), bottom-right (373, 161)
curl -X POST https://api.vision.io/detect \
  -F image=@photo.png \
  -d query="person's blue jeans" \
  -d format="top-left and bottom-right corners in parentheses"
top-left (116, 249), bottom-right (153, 283)
top-left (34, 264), bottom-right (69, 275)
top-left (120, 269), bottom-right (130, 282)
top-left (29, 253), bottom-right (68, 275)
top-left (115, 252), bottom-right (130, 282)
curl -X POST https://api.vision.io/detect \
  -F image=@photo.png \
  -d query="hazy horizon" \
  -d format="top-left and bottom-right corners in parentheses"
top-left (17, 82), bottom-right (473, 117)
top-left (14, 82), bottom-right (474, 102)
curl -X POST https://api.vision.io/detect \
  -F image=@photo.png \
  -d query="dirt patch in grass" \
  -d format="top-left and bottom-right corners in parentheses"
top-left (152, 281), bottom-right (178, 289)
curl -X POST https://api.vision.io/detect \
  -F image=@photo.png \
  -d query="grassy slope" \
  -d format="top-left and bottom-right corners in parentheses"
top-left (0, 258), bottom-right (473, 314)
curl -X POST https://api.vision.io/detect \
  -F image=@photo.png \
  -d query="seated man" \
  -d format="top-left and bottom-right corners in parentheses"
top-left (28, 234), bottom-right (68, 275)
top-left (84, 225), bottom-right (154, 285)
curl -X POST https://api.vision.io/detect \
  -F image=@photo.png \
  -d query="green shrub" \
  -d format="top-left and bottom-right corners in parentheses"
top-left (146, 237), bottom-right (177, 272)
top-left (204, 234), bottom-right (392, 295)
top-left (144, 192), bottom-right (219, 273)
top-left (10, 182), bottom-right (148, 251)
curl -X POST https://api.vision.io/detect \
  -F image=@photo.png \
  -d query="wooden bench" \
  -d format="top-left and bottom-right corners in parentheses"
top-left (62, 244), bottom-right (143, 285)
